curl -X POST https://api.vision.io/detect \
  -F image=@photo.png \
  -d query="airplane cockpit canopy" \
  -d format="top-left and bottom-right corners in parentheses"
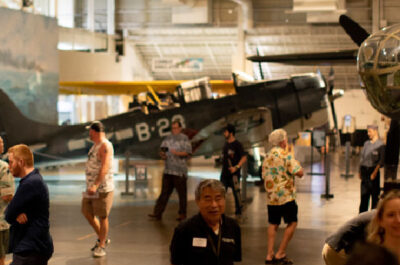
top-left (176, 77), bottom-right (213, 104)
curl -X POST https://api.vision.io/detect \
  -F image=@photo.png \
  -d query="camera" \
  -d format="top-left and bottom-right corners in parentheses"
top-left (161, 147), bottom-right (168, 152)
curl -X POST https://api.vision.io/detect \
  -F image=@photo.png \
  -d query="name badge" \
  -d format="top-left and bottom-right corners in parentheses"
top-left (222, 238), bottom-right (235, 244)
top-left (192, 237), bottom-right (207, 247)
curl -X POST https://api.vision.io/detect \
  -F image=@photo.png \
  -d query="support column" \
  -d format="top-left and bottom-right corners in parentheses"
top-left (107, 0), bottom-right (115, 35)
top-left (231, 0), bottom-right (253, 75)
top-left (372, 0), bottom-right (380, 33)
top-left (107, 0), bottom-right (115, 53)
top-left (87, 0), bottom-right (95, 53)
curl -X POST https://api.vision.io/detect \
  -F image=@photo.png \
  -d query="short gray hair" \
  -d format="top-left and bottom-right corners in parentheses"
top-left (195, 179), bottom-right (226, 201)
top-left (268, 129), bottom-right (287, 146)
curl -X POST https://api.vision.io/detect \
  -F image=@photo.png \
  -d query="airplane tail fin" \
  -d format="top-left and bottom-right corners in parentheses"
top-left (0, 89), bottom-right (61, 148)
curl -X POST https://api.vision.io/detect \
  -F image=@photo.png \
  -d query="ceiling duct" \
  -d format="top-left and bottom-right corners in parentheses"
top-left (162, 0), bottom-right (184, 5)
top-left (290, 0), bottom-right (346, 23)
top-left (171, 0), bottom-right (211, 24)
top-left (162, 0), bottom-right (197, 6)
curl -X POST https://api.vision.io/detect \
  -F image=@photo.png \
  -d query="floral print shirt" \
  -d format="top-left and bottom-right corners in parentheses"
top-left (262, 146), bottom-right (302, 205)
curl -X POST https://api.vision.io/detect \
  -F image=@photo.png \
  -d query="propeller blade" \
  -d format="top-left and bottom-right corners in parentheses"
top-left (327, 67), bottom-right (339, 131)
top-left (339, 15), bottom-right (370, 47)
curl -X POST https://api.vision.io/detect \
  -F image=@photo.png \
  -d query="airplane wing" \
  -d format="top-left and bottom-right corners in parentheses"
top-left (191, 108), bottom-right (273, 157)
top-left (59, 80), bottom-right (234, 95)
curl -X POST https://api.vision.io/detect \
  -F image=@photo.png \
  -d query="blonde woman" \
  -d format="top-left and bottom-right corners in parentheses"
top-left (367, 190), bottom-right (400, 262)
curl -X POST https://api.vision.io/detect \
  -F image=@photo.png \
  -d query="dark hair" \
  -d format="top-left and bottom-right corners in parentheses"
top-left (172, 120), bottom-right (182, 128)
top-left (225, 124), bottom-right (235, 135)
top-left (345, 242), bottom-right (399, 265)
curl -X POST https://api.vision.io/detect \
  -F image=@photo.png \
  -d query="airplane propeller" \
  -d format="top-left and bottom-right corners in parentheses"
top-left (326, 67), bottom-right (339, 132)
top-left (339, 15), bottom-right (370, 47)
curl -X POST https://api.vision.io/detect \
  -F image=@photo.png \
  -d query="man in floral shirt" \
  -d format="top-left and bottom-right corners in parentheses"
top-left (262, 129), bottom-right (303, 265)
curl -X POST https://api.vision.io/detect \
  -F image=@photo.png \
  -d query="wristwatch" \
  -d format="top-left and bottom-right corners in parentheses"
top-left (235, 165), bottom-right (240, 169)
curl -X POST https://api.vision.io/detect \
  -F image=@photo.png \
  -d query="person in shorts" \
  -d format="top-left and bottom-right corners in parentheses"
top-left (82, 121), bottom-right (114, 257)
top-left (262, 129), bottom-right (304, 265)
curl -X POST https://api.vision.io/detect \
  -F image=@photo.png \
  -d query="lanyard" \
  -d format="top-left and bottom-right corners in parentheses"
top-left (207, 220), bottom-right (222, 261)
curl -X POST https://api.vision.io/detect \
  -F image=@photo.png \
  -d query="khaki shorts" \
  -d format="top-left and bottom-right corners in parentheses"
top-left (322, 243), bottom-right (347, 265)
top-left (82, 191), bottom-right (114, 218)
top-left (0, 229), bottom-right (9, 257)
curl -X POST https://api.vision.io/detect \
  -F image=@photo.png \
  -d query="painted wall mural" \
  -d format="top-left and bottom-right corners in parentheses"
top-left (0, 7), bottom-right (58, 124)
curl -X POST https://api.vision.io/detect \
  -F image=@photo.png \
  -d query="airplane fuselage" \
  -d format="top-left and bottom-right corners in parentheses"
top-left (0, 73), bottom-right (328, 164)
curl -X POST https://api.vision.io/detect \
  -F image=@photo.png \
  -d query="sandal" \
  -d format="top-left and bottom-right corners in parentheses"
top-left (275, 256), bottom-right (293, 265)
top-left (265, 255), bottom-right (276, 264)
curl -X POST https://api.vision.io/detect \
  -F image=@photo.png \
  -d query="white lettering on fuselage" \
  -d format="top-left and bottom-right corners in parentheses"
top-left (68, 117), bottom-right (187, 148)
top-left (134, 116), bottom-right (186, 142)
top-left (157, 118), bottom-right (169, 137)
top-left (116, 128), bottom-right (134, 141)
top-left (68, 139), bottom-right (86, 151)
top-left (136, 122), bottom-right (151, 142)
top-left (172, 114), bottom-right (185, 128)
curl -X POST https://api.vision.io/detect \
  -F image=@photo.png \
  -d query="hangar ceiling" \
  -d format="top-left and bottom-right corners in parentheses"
top-left (72, 0), bottom-right (400, 90)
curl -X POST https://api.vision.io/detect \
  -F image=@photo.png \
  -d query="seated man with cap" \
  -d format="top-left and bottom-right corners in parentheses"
top-left (82, 121), bottom-right (115, 257)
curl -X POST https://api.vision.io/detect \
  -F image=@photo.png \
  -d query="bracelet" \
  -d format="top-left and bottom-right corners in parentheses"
top-left (235, 165), bottom-right (240, 169)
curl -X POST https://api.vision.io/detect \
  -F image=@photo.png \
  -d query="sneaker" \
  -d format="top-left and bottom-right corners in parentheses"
top-left (91, 238), bottom-right (111, 251)
top-left (148, 213), bottom-right (162, 220)
top-left (93, 246), bottom-right (106, 257)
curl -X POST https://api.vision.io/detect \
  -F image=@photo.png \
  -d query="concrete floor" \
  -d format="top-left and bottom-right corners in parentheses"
top-left (5, 150), bottom-right (375, 265)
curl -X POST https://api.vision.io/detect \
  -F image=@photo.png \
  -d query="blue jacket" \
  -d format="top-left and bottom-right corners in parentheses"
top-left (5, 169), bottom-right (53, 258)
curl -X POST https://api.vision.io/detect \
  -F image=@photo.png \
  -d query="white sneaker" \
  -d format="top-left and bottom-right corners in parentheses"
top-left (91, 238), bottom-right (111, 251)
top-left (93, 246), bottom-right (106, 257)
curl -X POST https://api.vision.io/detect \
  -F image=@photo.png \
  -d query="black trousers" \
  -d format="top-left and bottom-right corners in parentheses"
top-left (221, 175), bottom-right (242, 214)
top-left (359, 166), bottom-right (380, 213)
top-left (153, 173), bottom-right (187, 217)
top-left (11, 253), bottom-right (49, 265)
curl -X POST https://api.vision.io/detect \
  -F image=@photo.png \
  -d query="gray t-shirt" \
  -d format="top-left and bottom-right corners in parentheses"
top-left (161, 133), bottom-right (192, 177)
top-left (360, 139), bottom-right (384, 168)
top-left (325, 210), bottom-right (375, 253)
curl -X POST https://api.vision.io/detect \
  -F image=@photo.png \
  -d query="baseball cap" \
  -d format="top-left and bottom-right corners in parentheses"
top-left (86, 121), bottom-right (105, 132)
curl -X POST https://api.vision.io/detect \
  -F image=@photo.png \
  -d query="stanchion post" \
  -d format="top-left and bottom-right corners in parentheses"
top-left (341, 141), bottom-right (354, 179)
top-left (121, 151), bottom-right (134, 196)
top-left (321, 152), bottom-right (334, 199)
